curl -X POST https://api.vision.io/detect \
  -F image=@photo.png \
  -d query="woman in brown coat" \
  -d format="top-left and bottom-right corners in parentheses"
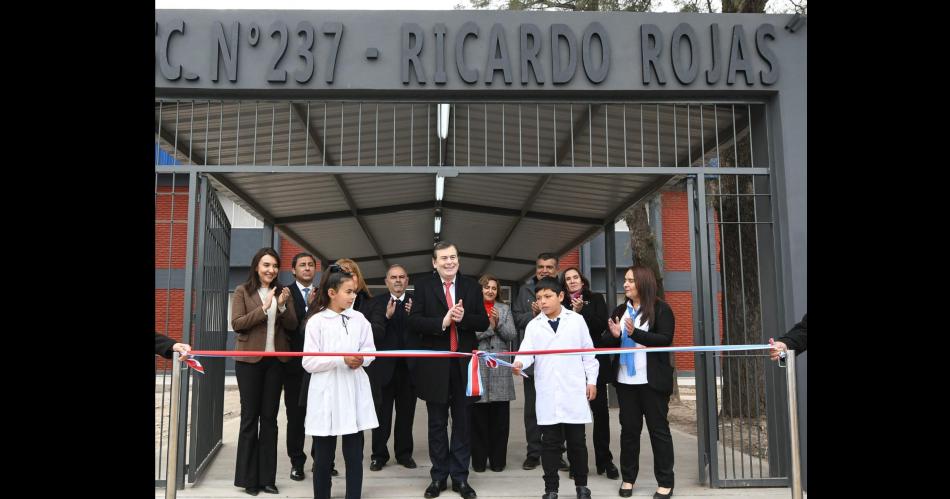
top-left (230, 247), bottom-right (298, 496)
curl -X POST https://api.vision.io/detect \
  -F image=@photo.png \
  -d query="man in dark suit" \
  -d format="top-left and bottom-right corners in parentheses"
top-left (282, 252), bottom-right (318, 482)
top-left (367, 264), bottom-right (418, 471)
top-left (408, 242), bottom-right (488, 499)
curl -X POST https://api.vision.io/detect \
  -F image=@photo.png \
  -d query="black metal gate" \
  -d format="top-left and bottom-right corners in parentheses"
top-left (687, 106), bottom-right (792, 487)
top-left (184, 176), bottom-right (231, 484)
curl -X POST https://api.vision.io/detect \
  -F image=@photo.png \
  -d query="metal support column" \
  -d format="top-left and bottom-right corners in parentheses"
top-left (262, 223), bottom-right (274, 249)
top-left (165, 354), bottom-right (185, 499)
top-left (604, 222), bottom-right (618, 408)
top-left (786, 351), bottom-right (803, 499)
top-left (604, 223), bottom-right (616, 312)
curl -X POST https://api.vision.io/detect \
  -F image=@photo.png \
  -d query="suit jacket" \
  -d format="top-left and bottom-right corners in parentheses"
top-left (474, 301), bottom-right (517, 403)
top-left (155, 332), bottom-right (177, 359)
top-left (286, 282), bottom-right (313, 368)
top-left (778, 313), bottom-right (807, 354)
top-left (230, 284), bottom-right (298, 363)
top-left (367, 291), bottom-right (415, 387)
top-left (408, 274), bottom-right (489, 403)
top-left (601, 299), bottom-right (676, 395)
top-left (563, 289), bottom-right (611, 382)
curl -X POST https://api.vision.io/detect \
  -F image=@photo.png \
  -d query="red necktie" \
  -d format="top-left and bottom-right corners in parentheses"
top-left (444, 281), bottom-right (457, 352)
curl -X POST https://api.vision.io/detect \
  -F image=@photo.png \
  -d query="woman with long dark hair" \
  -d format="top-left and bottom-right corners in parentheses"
top-left (604, 266), bottom-right (675, 499)
top-left (559, 267), bottom-right (618, 480)
top-left (230, 248), bottom-right (298, 496)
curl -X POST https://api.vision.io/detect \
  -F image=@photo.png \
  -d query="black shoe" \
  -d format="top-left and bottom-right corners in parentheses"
top-left (370, 458), bottom-right (385, 471)
top-left (542, 493), bottom-right (558, 499)
top-left (653, 488), bottom-right (673, 499)
top-left (424, 479), bottom-right (448, 498)
top-left (600, 462), bottom-right (619, 480)
top-left (290, 466), bottom-right (305, 481)
top-left (456, 481), bottom-right (477, 499)
top-left (261, 485), bottom-right (279, 494)
top-left (244, 487), bottom-right (259, 496)
top-left (490, 465), bottom-right (505, 472)
top-left (558, 457), bottom-right (570, 472)
top-left (397, 457), bottom-right (418, 469)
top-left (472, 463), bottom-right (486, 472)
top-left (576, 486), bottom-right (591, 499)
top-left (618, 485), bottom-right (633, 498)
top-left (523, 456), bottom-right (540, 470)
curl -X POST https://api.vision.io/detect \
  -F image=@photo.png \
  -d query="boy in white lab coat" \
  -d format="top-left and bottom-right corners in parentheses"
top-left (512, 277), bottom-right (599, 499)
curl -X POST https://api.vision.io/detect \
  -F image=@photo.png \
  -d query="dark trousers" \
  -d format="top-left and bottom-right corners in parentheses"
top-left (234, 357), bottom-right (284, 488)
top-left (282, 362), bottom-right (309, 469)
top-left (540, 423), bottom-right (588, 493)
top-left (524, 375), bottom-right (565, 461)
top-left (371, 360), bottom-right (417, 463)
top-left (426, 358), bottom-right (472, 483)
top-left (470, 401), bottom-right (510, 470)
top-left (313, 432), bottom-right (364, 499)
top-left (589, 357), bottom-right (614, 469)
top-left (615, 383), bottom-right (675, 488)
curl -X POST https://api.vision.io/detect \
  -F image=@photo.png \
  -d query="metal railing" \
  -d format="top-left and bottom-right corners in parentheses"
top-left (155, 100), bottom-right (768, 172)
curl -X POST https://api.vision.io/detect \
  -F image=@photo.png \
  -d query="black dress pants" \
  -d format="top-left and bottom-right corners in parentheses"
top-left (425, 358), bottom-right (473, 484)
top-left (540, 423), bottom-right (588, 493)
top-left (371, 360), bottom-right (417, 463)
top-left (615, 383), bottom-right (675, 488)
top-left (234, 357), bottom-right (284, 488)
top-left (470, 401), bottom-right (510, 470)
top-left (282, 361), bottom-right (309, 469)
top-left (589, 356), bottom-right (615, 469)
top-left (313, 432), bottom-right (364, 499)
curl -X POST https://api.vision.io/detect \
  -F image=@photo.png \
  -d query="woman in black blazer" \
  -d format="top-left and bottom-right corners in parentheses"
top-left (603, 266), bottom-right (675, 499)
top-left (559, 267), bottom-right (618, 480)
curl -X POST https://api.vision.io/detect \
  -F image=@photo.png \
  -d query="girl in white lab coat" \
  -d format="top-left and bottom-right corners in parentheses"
top-left (302, 265), bottom-right (378, 499)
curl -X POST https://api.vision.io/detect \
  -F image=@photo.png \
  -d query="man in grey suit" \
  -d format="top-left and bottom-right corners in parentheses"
top-left (511, 253), bottom-right (568, 472)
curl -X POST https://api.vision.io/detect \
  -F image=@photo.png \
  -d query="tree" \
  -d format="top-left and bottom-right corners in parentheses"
top-left (675, 0), bottom-right (810, 420)
top-left (463, 0), bottom-right (654, 12)
top-left (620, 195), bottom-right (680, 401)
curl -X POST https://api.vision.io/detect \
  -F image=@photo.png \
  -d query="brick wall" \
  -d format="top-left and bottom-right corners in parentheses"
top-left (559, 247), bottom-right (580, 271)
top-left (155, 289), bottom-right (186, 371)
top-left (278, 235), bottom-right (323, 271)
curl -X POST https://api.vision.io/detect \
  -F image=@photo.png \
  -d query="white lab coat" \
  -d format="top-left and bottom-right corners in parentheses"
top-left (514, 307), bottom-right (599, 426)
top-left (302, 308), bottom-right (379, 436)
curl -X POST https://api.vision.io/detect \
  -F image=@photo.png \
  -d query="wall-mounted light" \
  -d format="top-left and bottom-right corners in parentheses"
top-left (437, 103), bottom-right (450, 140)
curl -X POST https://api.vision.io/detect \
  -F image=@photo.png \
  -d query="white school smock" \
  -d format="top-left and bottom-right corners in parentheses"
top-left (514, 307), bottom-right (599, 426)
top-left (302, 308), bottom-right (379, 436)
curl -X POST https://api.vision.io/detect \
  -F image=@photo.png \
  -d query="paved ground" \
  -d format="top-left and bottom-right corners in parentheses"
top-left (156, 377), bottom-right (798, 498)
